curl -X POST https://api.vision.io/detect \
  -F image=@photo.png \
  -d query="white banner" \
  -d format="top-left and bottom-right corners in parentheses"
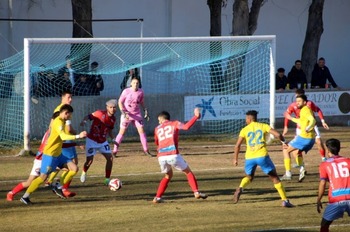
top-left (184, 91), bottom-right (350, 121)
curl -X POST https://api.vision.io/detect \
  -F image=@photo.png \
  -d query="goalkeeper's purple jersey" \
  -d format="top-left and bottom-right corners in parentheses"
top-left (119, 87), bottom-right (144, 116)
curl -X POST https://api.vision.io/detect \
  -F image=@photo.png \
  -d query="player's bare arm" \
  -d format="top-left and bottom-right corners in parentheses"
top-left (282, 112), bottom-right (290, 136)
top-left (317, 179), bottom-right (326, 213)
top-left (269, 128), bottom-right (286, 144)
top-left (233, 137), bottom-right (243, 166)
top-left (321, 119), bottom-right (329, 130)
top-left (194, 107), bottom-right (201, 118)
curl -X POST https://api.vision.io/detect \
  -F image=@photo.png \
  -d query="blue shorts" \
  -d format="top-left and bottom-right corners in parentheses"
top-left (40, 154), bottom-right (62, 175)
top-left (62, 146), bottom-right (77, 160)
top-left (245, 155), bottom-right (276, 176)
top-left (323, 200), bottom-right (350, 221)
top-left (289, 136), bottom-right (315, 153)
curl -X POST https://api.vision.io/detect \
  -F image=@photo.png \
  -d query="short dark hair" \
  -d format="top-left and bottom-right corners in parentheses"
top-left (295, 89), bottom-right (305, 95)
top-left (61, 89), bottom-right (72, 97)
top-left (59, 104), bottom-right (73, 113)
top-left (52, 111), bottom-right (60, 119)
top-left (296, 94), bottom-right (307, 102)
top-left (319, 57), bottom-right (325, 61)
top-left (277, 68), bottom-right (285, 73)
top-left (246, 110), bottom-right (258, 120)
top-left (158, 111), bottom-right (170, 120)
top-left (295, 60), bottom-right (302, 64)
top-left (325, 138), bottom-right (340, 155)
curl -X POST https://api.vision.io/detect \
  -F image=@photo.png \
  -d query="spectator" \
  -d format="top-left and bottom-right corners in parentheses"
top-left (287, 60), bottom-right (307, 90)
top-left (73, 73), bottom-right (93, 96)
top-left (31, 64), bottom-right (47, 103)
top-left (57, 68), bottom-right (73, 93)
top-left (58, 55), bottom-right (77, 88)
top-left (311, 57), bottom-right (339, 89)
top-left (37, 69), bottom-right (61, 97)
top-left (120, 67), bottom-right (142, 94)
top-left (275, 67), bottom-right (288, 91)
top-left (89, 61), bottom-right (104, 95)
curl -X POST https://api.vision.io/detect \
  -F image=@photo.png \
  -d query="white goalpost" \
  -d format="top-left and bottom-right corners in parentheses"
top-left (20, 35), bottom-right (276, 154)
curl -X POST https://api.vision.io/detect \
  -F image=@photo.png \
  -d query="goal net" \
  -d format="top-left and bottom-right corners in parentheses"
top-left (0, 36), bottom-right (276, 152)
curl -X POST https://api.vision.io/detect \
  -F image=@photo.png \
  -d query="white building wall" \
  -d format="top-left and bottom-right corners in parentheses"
top-left (1, 0), bottom-right (349, 87)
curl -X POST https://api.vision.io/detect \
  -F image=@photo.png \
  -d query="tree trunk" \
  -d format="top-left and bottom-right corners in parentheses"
top-left (301, 0), bottom-right (324, 83)
top-left (207, 0), bottom-right (222, 36)
top-left (231, 0), bottom-right (264, 92)
top-left (232, 0), bottom-right (249, 36)
top-left (70, 0), bottom-right (93, 72)
top-left (207, 0), bottom-right (223, 93)
top-left (248, 0), bottom-right (264, 35)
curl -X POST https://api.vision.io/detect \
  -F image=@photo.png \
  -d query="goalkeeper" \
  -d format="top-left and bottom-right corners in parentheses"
top-left (113, 77), bottom-right (154, 157)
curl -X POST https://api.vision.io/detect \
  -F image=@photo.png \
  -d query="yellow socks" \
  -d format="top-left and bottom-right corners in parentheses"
top-left (47, 170), bottom-right (59, 184)
top-left (274, 182), bottom-right (287, 201)
top-left (62, 171), bottom-right (77, 185)
top-left (284, 158), bottom-right (291, 175)
top-left (296, 156), bottom-right (303, 167)
top-left (239, 176), bottom-right (251, 188)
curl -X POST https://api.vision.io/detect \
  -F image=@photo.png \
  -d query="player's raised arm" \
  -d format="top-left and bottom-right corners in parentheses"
top-left (181, 108), bottom-right (201, 130)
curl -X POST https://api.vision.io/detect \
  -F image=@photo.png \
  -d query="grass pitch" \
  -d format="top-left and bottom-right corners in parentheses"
top-left (1, 127), bottom-right (350, 232)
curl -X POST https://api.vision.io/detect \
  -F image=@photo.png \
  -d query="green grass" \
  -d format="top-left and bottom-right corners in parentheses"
top-left (1, 127), bottom-right (350, 231)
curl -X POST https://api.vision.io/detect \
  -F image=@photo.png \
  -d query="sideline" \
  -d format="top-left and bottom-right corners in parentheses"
top-left (249, 223), bottom-right (350, 232)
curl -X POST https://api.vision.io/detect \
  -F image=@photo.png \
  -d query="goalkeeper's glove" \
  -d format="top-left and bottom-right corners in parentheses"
top-left (144, 108), bottom-right (150, 121)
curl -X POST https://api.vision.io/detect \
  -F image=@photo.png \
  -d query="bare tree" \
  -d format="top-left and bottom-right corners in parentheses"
top-left (232, 0), bottom-right (265, 36)
top-left (70, 0), bottom-right (93, 72)
top-left (71, 0), bottom-right (93, 38)
top-left (230, 0), bottom-right (265, 93)
top-left (301, 0), bottom-right (324, 82)
top-left (207, 0), bottom-right (226, 93)
top-left (207, 0), bottom-right (226, 36)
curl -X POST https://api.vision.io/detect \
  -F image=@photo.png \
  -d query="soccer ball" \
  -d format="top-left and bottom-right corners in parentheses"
top-left (109, 178), bottom-right (122, 191)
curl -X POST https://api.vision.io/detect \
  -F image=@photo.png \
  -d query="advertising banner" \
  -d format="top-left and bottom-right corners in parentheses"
top-left (184, 91), bottom-right (350, 121)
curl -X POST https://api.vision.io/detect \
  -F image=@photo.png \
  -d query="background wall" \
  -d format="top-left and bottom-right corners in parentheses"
top-left (0, 0), bottom-right (349, 88)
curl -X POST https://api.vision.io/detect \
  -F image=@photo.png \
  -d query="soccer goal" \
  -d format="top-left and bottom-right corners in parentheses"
top-left (4, 35), bottom-right (276, 153)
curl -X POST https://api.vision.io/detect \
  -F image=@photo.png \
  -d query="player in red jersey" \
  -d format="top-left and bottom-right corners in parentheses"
top-left (6, 112), bottom-right (59, 201)
top-left (282, 89), bottom-right (329, 182)
top-left (317, 138), bottom-right (350, 232)
top-left (79, 99), bottom-right (118, 185)
top-left (152, 108), bottom-right (207, 203)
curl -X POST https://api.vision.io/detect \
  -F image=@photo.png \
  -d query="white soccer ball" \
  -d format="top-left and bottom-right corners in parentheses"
top-left (109, 178), bottom-right (122, 191)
